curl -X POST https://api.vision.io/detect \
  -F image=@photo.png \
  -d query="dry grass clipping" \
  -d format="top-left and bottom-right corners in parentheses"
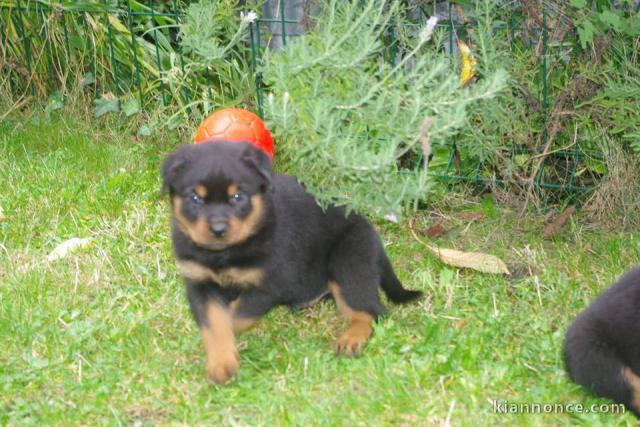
top-left (584, 145), bottom-right (640, 230)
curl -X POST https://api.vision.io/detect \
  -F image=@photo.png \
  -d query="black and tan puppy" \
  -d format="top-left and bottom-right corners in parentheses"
top-left (564, 267), bottom-right (640, 416)
top-left (161, 141), bottom-right (422, 384)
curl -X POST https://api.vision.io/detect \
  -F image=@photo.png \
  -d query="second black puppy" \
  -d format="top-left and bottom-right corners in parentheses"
top-left (162, 141), bottom-right (422, 384)
top-left (564, 267), bottom-right (640, 416)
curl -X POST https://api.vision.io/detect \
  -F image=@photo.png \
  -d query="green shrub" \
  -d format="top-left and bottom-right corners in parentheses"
top-left (261, 0), bottom-right (507, 216)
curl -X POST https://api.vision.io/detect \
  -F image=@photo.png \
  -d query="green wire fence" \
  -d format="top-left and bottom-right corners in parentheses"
top-left (0, 0), bottom-right (602, 203)
top-left (1, 0), bottom-right (195, 114)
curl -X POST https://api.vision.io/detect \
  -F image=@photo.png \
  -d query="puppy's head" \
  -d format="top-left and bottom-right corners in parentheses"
top-left (161, 141), bottom-right (273, 250)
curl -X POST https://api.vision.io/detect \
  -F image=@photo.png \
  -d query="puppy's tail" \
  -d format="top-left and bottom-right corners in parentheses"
top-left (379, 254), bottom-right (422, 303)
top-left (564, 315), bottom-right (640, 417)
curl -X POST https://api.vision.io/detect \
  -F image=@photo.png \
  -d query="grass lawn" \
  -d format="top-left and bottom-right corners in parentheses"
top-left (1, 109), bottom-right (639, 426)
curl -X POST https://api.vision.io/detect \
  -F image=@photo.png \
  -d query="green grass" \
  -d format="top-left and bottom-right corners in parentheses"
top-left (1, 109), bottom-right (639, 426)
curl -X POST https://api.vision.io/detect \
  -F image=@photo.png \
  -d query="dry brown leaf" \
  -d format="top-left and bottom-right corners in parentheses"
top-left (453, 4), bottom-right (471, 25)
top-left (543, 205), bottom-right (575, 239)
top-left (425, 245), bottom-right (510, 275)
top-left (407, 217), bottom-right (509, 275)
top-left (457, 211), bottom-right (485, 221)
top-left (452, 319), bottom-right (467, 330)
top-left (423, 223), bottom-right (447, 239)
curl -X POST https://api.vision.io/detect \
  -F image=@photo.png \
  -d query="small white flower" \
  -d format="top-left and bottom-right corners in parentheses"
top-left (384, 213), bottom-right (399, 223)
top-left (420, 16), bottom-right (439, 42)
top-left (283, 91), bottom-right (290, 104)
top-left (240, 11), bottom-right (258, 25)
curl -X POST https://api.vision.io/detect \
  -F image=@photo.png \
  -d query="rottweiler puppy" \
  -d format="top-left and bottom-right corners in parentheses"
top-left (161, 141), bottom-right (422, 384)
top-left (564, 267), bottom-right (640, 416)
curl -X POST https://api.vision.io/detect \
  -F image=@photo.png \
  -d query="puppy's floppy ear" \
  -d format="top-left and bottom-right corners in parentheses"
top-left (241, 144), bottom-right (273, 190)
top-left (161, 145), bottom-right (190, 195)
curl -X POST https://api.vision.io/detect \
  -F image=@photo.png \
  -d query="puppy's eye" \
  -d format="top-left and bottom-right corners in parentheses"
top-left (229, 192), bottom-right (247, 205)
top-left (189, 192), bottom-right (204, 205)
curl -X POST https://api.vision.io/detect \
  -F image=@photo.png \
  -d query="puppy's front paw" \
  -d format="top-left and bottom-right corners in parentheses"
top-left (335, 331), bottom-right (368, 357)
top-left (206, 350), bottom-right (239, 384)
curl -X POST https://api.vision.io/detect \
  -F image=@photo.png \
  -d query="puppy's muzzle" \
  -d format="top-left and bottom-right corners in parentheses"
top-left (210, 220), bottom-right (228, 238)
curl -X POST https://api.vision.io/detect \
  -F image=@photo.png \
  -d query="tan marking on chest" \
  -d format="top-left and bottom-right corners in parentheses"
top-left (178, 260), bottom-right (263, 288)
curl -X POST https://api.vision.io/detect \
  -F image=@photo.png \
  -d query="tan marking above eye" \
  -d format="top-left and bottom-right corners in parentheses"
top-left (195, 185), bottom-right (208, 198)
top-left (178, 260), bottom-right (263, 289)
top-left (227, 183), bottom-right (240, 196)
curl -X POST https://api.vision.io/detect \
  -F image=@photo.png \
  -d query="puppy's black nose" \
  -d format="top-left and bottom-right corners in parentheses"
top-left (210, 222), bottom-right (227, 237)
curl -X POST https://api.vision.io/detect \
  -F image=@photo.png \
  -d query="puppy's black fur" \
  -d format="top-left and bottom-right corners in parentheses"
top-left (564, 267), bottom-right (640, 416)
top-left (162, 141), bottom-right (421, 383)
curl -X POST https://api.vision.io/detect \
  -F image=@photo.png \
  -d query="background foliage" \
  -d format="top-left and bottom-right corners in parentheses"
top-left (0, 0), bottom-right (258, 132)
top-left (1, 0), bottom-right (639, 215)
top-left (446, 0), bottom-right (640, 207)
top-left (261, 0), bottom-right (506, 215)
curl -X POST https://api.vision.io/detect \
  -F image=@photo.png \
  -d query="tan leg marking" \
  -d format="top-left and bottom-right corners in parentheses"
top-left (622, 367), bottom-right (640, 412)
top-left (328, 281), bottom-right (374, 357)
top-left (200, 301), bottom-right (239, 384)
top-left (229, 298), bottom-right (259, 333)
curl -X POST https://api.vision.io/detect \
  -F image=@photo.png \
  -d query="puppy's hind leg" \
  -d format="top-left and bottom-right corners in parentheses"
top-left (328, 281), bottom-right (378, 356)
top-left (328, 221), bottom-right (385, 357)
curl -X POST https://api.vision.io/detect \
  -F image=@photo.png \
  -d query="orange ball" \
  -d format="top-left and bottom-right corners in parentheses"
top-left (194, 108), bottom-right (274, 159)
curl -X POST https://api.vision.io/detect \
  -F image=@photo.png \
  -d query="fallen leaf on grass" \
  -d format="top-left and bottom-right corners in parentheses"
top-left (543, 205), bottom-right (575, 240)
top-left (422, 223), bottom-right (447, 238)
top-left (452, 319), bottom-right (467, 330)
top-left (425, 245), bottom-right (510, 275)
top-left (408, 218), bottom-right (509, 275)
top-left (47, 238), bottom-right (92, 261)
